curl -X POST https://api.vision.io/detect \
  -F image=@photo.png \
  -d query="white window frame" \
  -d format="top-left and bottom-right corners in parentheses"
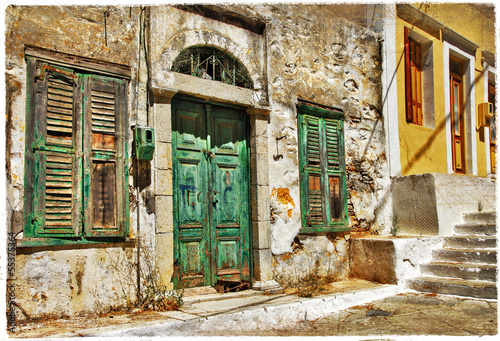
top-left (484, 63), bottom-right (496, 175)
top-left (443, 42), bottom-right (477, 175)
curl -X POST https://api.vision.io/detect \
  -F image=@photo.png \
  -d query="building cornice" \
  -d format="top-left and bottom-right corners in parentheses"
top-left (397, 3), bottom-right (479, 55)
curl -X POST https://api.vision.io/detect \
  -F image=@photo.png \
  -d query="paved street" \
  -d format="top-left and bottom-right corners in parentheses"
top-left (9, 280), bottom-right (497, 338)
top-left (200, 293), bottom-right (497, 337)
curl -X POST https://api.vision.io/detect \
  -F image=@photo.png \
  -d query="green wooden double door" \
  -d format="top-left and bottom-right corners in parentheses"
top-left (172, 96), bottom-right (251, 289)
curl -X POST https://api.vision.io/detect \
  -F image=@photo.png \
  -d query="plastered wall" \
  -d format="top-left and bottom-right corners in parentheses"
top-left (5, 5), bottom-right (155, 319)
top-left (219, 4), bottom-right (391, 285)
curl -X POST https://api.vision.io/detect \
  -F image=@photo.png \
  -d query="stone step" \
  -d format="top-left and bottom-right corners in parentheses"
top-left (463, 211), bottom-right (496, 224)
top-left (453, 223), bottom-right (497, 236)
top-left (409, 276), bottom-right (497, 299)
top-left (433, 248), bottom-right (497, 264)
top-left (421, 262), bottom-right (497, 282)
top-left (444, 235), bottom-right (497, 249)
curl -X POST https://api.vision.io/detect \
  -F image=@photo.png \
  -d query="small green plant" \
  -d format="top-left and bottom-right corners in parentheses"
top-left (390, 213), bottom-right (399, 236)
top-left (137, 236), bottom-right (184, 311)
top-left (140, 282), bottom-right (183, 311)
top-left (478, 200), bottom-right (483, 212)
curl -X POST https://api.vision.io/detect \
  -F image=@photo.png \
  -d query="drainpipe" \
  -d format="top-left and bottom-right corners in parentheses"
top-left (136, 156), bottom-right (141, 307)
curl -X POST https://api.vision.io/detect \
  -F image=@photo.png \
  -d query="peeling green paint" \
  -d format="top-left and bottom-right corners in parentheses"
top-left (172, 96), bottom-right (251, 289)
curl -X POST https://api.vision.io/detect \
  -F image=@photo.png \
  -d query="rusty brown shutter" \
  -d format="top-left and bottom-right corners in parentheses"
top-left (31, 63), bottom-right (83, 236)
top-left (84, 75), bottom-right (128, 237)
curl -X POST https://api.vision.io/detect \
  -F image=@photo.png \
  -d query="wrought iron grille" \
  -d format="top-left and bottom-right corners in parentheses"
top-left (171, 46), bottom-right (253, 89)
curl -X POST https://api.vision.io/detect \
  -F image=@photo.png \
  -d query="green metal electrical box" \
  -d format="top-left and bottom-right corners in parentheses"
top-left (133, 126), bottom-right (155, 161)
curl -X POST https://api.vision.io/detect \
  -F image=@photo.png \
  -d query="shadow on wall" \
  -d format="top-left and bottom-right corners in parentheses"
top-left (401, 59), bottom-right (484, 175)
top-left (359, 24), bottom-right (486, 230)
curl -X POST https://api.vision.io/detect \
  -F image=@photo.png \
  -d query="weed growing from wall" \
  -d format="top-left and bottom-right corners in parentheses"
top-left (274, 258), bottom-right (338, 297)
top-left (105, 234), bottom-right (183, 312)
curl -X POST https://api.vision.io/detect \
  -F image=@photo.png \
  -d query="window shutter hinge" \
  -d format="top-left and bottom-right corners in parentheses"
top-left (31, 213), bottom-right (42, 230)
top-left (32, 142), bottom-right (45, 152)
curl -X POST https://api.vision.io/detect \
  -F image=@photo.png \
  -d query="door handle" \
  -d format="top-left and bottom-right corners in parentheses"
top-left (211, 190), bottom-right (219, 207)
top-left (203, 149), bottom-right (215, 159)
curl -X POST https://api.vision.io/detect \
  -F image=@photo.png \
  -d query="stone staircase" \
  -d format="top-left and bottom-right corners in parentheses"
top-left (409, 211), bottom-right (497, 299)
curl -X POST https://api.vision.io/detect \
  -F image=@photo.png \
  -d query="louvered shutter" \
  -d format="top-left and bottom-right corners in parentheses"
top-left (299, 106), bottom-right (348, 232)
top-left (84, 75), bottom-right (128, 237)
top-left (302, 115), bottom-right (324, 226)
top-left (30, 63), bottom-right (83, 237)
top-left (404, 27), bottom-right (413, 123)
top-left (324, 118), bottom-right (344, 223)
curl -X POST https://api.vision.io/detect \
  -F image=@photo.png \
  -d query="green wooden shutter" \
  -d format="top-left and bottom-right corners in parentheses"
top-left (324, 118), bottom-right (345, 223)
top-left (299, 105), bottom-right (348, 233)
top-left (84, 74), bottom-right (128, 237)
top-left (30, 62), bottom-right (83, 237)
top-left (302, 115), bottom-right (324, 226)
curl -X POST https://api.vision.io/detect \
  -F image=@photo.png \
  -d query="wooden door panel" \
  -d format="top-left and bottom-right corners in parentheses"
top-left (176, 158), bottom-right (206, 226)
top-left (173, 97), bottom-right (251, 288)
top-left (175, 109), bottom-right (205, 151)
top-left (213, 116), bottom-right (240, 155)
top-left (173, 99), bottom-right (209, 287)
top-left (454, 139), bottom-right (463, 171)
top-left (216, 238), bottom-right (241, 282)
top-left (210, 108), bottom-right (251, 284)
top-left (450, 76), bottom-right (465, 173)
top-left (214, 163), bottom-right (240, 225)
top-left (178, 237), bottom-right (206, 287)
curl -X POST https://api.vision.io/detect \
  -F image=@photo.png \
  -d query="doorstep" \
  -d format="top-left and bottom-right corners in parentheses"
top-left (183, 287), bottom-right (264, 305)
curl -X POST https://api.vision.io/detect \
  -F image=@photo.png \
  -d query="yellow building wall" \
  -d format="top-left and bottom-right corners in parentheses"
top-left (475, 67), bottom-right (488, 177)
top-left (396, 19), bottom-right (448, 176)
top-left (421, 2), bottom-right (495, 177)
top-left (415, 3), bottom-right (496, 54)
top-left (399, 3), bottom-right (495, 177)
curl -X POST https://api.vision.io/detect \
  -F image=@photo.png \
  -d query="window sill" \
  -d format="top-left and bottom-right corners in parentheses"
top-left (406, 122), bottom-right (435, 132)
top-left (299, 226), bottom-right (350, 234)
top-left (16, 237), bottom-right (136, 248)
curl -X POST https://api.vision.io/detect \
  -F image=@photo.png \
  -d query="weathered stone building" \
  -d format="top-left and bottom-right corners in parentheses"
top-left (4, 3), bottom-right (496, 321)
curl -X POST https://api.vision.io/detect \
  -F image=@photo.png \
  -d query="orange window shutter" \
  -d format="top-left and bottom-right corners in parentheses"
top-left (414, 42), bottom-right (423, 125)
top-left (404, 27), bottom-right (413, 123)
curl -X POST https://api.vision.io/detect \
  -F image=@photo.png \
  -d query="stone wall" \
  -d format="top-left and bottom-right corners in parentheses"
top-left (5, 5), bottom-right (154, 319)
top-left (221, 4), bottom-right (390, 285)
top-left (350, 236), bottom-right (444, 286)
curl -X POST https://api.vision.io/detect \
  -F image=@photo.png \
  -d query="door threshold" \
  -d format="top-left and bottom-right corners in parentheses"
top-left (183, 286), bottom-right (219, 297)
top-left (182, 288), bottom-right (264, 305)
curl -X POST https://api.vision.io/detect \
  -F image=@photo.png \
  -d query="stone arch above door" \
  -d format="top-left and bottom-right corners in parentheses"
top-left (171, 45), bottom-right (254, 89)
top-left (153, 29), bottom-right (265, 97)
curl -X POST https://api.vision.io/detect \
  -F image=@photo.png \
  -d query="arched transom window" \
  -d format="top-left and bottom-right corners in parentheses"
top-left (171, 46), bottom-right (254, 89)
